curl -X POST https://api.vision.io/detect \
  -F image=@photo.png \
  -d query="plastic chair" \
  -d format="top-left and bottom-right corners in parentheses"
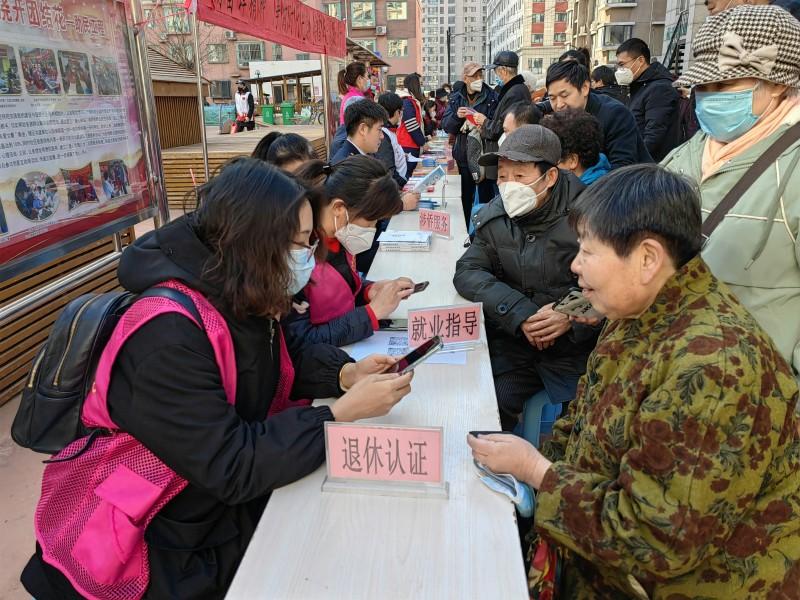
top-left (521, 389), bottom-right (563, 448)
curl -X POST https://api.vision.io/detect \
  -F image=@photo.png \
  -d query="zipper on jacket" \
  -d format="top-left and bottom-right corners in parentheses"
top-left (268, 320), bottom-right (275, 361)
top-left (53, 296), bottom-right (101, 387)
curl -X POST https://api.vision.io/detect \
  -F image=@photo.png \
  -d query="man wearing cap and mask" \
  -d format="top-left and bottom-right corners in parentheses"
top-left (442, 62), bottom-right (499, 225)
top-left (454, 125), bottom-right (600, 432)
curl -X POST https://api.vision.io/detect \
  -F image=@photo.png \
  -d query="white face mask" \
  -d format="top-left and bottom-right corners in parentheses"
top-left (615, 68), bottom-right (634, 86)
top-left (334, 211), bottom-right (376, 255)
top-left (469, 80), bottom-right (483, 92)
top-left (287, 248), bottom-right (315, 295)
top-left (499, 174), bottom-right (547, 218)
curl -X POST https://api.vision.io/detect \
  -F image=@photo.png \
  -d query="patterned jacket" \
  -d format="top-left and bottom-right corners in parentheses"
top-left (534, 257), bottom-right (800, 598)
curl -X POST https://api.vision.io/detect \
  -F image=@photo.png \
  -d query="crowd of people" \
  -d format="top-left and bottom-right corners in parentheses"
top-left (18, 3), bottom-right (800, 599)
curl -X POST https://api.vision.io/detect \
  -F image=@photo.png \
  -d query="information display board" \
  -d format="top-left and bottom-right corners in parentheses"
top-left (0, 0), bottom-right (155, 280)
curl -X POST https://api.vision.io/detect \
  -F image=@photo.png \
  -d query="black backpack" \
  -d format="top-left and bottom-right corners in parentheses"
top-left (11, 287), bottom-right (200, 456)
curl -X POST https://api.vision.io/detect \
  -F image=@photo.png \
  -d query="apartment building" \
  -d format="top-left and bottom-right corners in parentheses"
top-left (421, 0), bottom-right (486, 90)
top-left (661, 0), bottom-right (706, 76)
top-left (569, 0), bottom-right (667, 67)
top-left (519, 0), bottom-right (571, 81)
top-left (486, 0), bottom-right (524, 68)
top-left (322, 0), bottom-right (423, 89)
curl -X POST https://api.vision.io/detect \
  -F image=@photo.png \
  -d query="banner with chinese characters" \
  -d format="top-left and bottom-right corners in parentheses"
top-left (196, 0), bottom-right (346, 58)
top-left (418, 208), bottom-right (450, 238)
top-left (0, 0), bottom-right (153, 280)
top-left (408, 303), bottom-right (483, 349)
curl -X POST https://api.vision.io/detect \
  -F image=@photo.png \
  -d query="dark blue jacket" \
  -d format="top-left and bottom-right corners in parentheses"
top-left (586, 91), bottom-right (653, 169)
top-left (441, 83), bottom-right (498, 164)
top-left (628, 62), bottom-right (681, 162)
top-left (330, 139), bottom-right (360, 165)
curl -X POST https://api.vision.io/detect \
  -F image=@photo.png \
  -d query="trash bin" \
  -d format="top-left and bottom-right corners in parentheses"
top-left (262, 105), bottom-right (275, 124)
top-left (280, 101), bottom-right (295, 125)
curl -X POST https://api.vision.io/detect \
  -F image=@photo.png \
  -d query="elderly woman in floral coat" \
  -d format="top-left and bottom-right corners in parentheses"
top-left (469, 165), bottom-right (800, 598)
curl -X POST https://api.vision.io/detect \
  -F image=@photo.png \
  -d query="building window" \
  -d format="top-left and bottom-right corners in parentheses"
top-left (273, 44), bottom-right (283, 60)
top-left (351, 1), bottom-right (376, 27)
top-left (296, 53), bottom-right (310, 60)
top-left (531, 33), bottom-right (543, 45)
top-left (388, 39), bottom-right (409, 57)
top-left (531, 13), bottom-right (544, 23)
top-left (531, 57), bottom-right (543, 73)
top-left (359, 38), bottom-right (377, 52)
top-left (210, 80), bottom-right (232, 99)
top-left (237, 42), bottom-right (264, 67)
top-left (144, 9), bottom-right (154, 28)
top-left (555, 12), bottom-right (568, 21)
top-left (448, 16), bottom-right (455, 24)
top-left (324, 2), bottom-right (342, 18)
top-left (387, 1), bottom-right (407, 19)
top-left (602, 24), bottom-right (633, 47)
top-left (164, 4), bottom-right (190, 34)
top-left (207, 44), bottom-right (228, 63)
top-left (554, 32), bottom-right (567, 42)
top-left (448, 5), bottom-right (455, 13)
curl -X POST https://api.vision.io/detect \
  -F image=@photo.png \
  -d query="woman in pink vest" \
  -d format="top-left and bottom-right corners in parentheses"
top-left (338, 62), bottom-right (370, 126)
top-left (284, 155), bottom-right (415, 349)
top-left (21, 159), bottom-right (413, 600)
top-left (396, 73), bottom-right (429, 179)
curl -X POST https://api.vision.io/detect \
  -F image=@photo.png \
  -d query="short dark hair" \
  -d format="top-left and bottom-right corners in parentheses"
top-left (541, 109), bottom-right (603, 170)
top-left (559, 48), bottom-right (591, 69)
top-left (568, 164), bottom-right (702, 267)
top-left (344, 100), bottom-right (388, 137)
top-left (294, 155), bottom-right (403, 222)
top-left (377, 92), bottom-right (403, 118)
top-left (546, 60), bottom-right (590, 90)
top-left (616, 38), bottom-right (651, 63)
top-left (195, 158), bottom-right (309, 319)
top-left (591, 65), bottom-right (616, 87)
top-left (509, 101), bottom-right (542, 126)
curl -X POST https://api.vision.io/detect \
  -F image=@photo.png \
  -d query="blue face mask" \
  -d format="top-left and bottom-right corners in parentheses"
top-left (695, 87), bottom-right (760, 143)
top-left (287, 248), bottom-right (315, 295)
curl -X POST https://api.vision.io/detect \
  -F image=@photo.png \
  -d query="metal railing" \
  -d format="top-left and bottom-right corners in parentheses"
top-left (663, 9), bottom-right (689, 76)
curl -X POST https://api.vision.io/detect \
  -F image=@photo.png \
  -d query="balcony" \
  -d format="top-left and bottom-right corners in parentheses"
top-left (601, 0), bottom-right (637, 8)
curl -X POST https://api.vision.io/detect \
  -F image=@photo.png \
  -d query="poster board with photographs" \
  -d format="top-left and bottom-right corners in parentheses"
top-left (0, 0), bottom-right (156, 281)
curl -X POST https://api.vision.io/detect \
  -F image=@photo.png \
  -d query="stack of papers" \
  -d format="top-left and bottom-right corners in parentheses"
top-left (377, 230), bottom-right (432, 252)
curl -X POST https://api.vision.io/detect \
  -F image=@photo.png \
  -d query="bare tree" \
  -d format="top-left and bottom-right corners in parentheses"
top-left (143, 1), bottom-right (224, 72)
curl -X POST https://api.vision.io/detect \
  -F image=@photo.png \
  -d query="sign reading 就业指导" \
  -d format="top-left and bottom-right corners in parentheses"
top-left (407, 303), bottom-right (482, 349)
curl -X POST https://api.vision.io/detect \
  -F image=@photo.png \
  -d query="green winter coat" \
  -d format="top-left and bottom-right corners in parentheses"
top-left (534, 257), bottom-right (800, 599)
top-left (662, 118), bottom-right (800, 385)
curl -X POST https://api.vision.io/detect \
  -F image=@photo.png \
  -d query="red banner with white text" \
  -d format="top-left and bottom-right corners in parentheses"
top-left (196, 0), bottom-right (346, 58)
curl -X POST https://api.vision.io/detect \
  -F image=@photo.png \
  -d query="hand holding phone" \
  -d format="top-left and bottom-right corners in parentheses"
top-left (386, 336), bottom-right (444, 375)
top-left (411, 281), bottom-right (429, 294)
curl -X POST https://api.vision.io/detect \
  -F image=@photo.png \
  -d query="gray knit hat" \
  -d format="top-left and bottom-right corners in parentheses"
top-left (674, 5), bottom-right (800, 89)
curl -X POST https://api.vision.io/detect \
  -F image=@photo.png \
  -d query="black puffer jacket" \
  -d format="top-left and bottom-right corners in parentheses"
top-left (628, 62), bottom-right (681, 162)
top-left (586, 91), bottom-right (653, 169)
top-left (453, 172), bottom-right (600, 400)
top-left (21, 214), bottom-right (352, 600)
top-left (481, 75), bottom-right (531, 144)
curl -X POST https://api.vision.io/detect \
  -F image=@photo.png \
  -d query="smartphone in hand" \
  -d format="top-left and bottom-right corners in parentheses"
top-left (411, 281), bottom-right (430, 294)
top-left (387, 336), bottom-right (443, 375)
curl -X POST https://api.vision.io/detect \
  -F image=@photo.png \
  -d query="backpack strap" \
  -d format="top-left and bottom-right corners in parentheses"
top-left (81, 281), bottom-right (237, 430)
top-left (702, 121), bottom-right (800, 245)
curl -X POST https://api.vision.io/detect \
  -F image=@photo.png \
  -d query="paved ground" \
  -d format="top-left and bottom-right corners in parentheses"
top-left (0, 395), bottom-right (44, 599)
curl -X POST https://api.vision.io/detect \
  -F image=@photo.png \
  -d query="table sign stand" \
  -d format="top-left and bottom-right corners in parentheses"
top-left (322, 423), bottom-right (450, 499)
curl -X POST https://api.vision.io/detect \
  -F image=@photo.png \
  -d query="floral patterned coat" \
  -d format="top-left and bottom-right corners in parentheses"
top-left (534, 257), bottom-right (800, 599)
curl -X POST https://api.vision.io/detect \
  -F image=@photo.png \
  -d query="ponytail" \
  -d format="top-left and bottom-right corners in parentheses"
top-left (338, 62), bottom-right (367, 96)
top-left (337, 69), bottom-right (348, 95)
top-left (295, 155), bottom-right (402, 221)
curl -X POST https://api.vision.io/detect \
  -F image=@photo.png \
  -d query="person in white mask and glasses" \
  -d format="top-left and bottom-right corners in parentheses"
top-left (283, 155), bottom-right (417, 350)
top-left (454, 125), bottom-right (601, 432)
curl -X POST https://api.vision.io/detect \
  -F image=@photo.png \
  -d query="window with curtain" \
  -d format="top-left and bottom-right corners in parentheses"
top-left (163, 5), bottom-right (190, 34)
top-left (388, 39), bottom-right (409, 57)
top-left (387, 1), bottom-right (408, 19)
top-left (237, 42), bottom-right (264, 67)
top-left (207, 44), bottom-right (228, 63)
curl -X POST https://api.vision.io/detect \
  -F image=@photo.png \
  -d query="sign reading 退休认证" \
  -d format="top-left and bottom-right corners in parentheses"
top-left (323, 423), bottom-right (448, 498)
